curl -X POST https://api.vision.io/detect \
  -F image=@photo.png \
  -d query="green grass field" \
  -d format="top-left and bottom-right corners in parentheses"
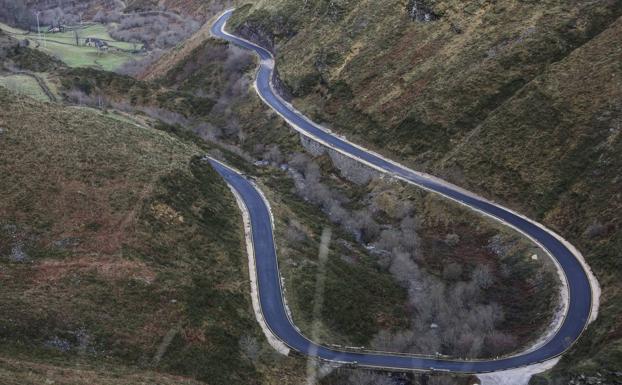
top-left (36, 24), bottom-right (142, 51)
top-left (0, 22), bottom-right (142, 71)
top-left (0, 74), bottom-right (49, 101)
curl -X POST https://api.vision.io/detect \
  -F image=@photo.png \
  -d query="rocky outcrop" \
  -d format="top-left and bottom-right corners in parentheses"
top-left (234, 21), bottom-right (293, 101)
top-left (271, 67), bottom-right (292, 102)
top-left (407, 0), bottom-right (439, 22)
top-left (234, 22), bottom-right (276, 53)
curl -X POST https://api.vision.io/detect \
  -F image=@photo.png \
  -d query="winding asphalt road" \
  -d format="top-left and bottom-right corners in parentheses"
top-left (209, 9), bottom-right (595, 373)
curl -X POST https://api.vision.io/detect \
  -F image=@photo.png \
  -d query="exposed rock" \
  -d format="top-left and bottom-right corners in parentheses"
top-left (299, 133), bottom-right (379, 184)
top-left (75, 328), bottom-right (95, 355)
top-left (450, 22), bottom-right (463, 34)
top-left (564, 371), bottom-right (622, 385)
top-left (487, 234), bottom-right (514, 257)
top-left (45, 336), bottom-right (72, 353)
top-left (233, 21), bottom-right (294, 101)
top-left (234, 22), bottom-right (277, 54)
top-left (407, 0), bottom-right (439, 22)
top-left (3, 224), bottom-right (29, 262)
top-left (272, 67), bottom-right (293, 101)
top-left (45, 329), bottom-right (95, 355)
top-left (9, 243), bottom-right (28, 262)
top-left (151, 202), bottom-right (184, 225)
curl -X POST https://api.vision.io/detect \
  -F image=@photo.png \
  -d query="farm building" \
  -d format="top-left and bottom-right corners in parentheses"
top-left (84, 37), bottom-right (109, 50)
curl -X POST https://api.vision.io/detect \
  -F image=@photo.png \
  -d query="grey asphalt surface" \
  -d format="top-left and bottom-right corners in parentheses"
top-left (209, 9), bottom-right (594, 373)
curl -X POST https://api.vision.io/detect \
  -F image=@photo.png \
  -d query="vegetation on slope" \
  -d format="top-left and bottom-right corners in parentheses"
top-left (58, 66), bottom-right (216, 121)
top-left (0, 29), bottom-right (63, 72)
top-left (229, 0), bottom-right (622, 382)
top-left (230, 0), bottom-right (621, 172)
top-left (159, 36), bottom-right (559, 361)
top-left (0, 73), bottom-right (49, 101)
top-left (0, 87), bottom-right (309, 385)
top-left (453, 17), bottom-right (622, 384)
top-left (0, 0), bottom-right (600, 380)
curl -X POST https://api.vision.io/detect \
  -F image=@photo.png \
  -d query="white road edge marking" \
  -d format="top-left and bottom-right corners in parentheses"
top-left (211, 9), bottom-right (602, 378)
top-left (226, 174), bottom-right (291, 355)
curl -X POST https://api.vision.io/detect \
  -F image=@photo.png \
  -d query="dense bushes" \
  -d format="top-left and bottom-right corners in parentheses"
top-left (104, 12), bottom-right (200, 49)
top-left (263, 148), bottom-right (556, 359)
top-left (0, 0), bottom-right (35, 30)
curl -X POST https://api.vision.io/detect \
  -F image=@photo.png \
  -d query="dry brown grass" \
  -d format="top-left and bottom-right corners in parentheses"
top-left (0, 355), bottom-right (204, 385)
top-left (229, 1), bottom-right (622, 379)
top-left (0, 87), bottom-right (280, 384)
top-left (0, 87), bottom-right (198, 255)
top-left (33, 257), bottom-right (157, 284)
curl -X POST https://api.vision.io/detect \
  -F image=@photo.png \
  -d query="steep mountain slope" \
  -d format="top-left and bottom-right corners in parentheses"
top-left (230, 0), bottom-right (620, 172)
top-left (0, 86), bottom-right (308, 384)
top-left (2, 0), bottom-right (618, 382)
top-left (226, 1), bottom-right (622, 383)
top-left (452, 16), bottom-right (622, 383)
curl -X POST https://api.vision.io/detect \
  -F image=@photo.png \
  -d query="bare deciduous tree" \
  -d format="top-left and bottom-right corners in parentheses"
top-left (347, 371), bottom-right (393, 385)
top-left (389, 249), bottom-right (419, 286)
top-left (472, 265), bottom-right (494, 289)
top-left (485, 331), bottom-right (516, 356)
top-left (353, 210), bottom-right (379, 243)
top-left (442, 263), bottom-right (462, 281)
top-left (239, 335), bottom-right (260, 363)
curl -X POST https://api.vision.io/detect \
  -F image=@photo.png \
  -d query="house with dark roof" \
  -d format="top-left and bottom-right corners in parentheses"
top-left (47, 24), bottom-right (65, 33)
top-left (84, 37), bottom-right (109, 51)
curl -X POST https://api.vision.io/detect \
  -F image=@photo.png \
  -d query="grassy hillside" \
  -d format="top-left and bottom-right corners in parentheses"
top-left (0, 0), bottom-right (607, 380)
top-left (0, 73), bottom-right (49, 101)
top-left (456, 17), bottom-right (622, 383)
top-left (230, 0), bottom-right (620, 172)
top-left (157, 34), bottom-right (560, 363)
top-left (0, 355), bottom-right (206, 385)
top-left (227, 1), bottom-right (622, 382)
top-left (0, 87), bottom-right (310, 385)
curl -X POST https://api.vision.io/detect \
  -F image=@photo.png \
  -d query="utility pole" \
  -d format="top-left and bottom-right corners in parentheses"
top-left (36, 12), bottom-right (47, 48)
top-left (36, 12), bottom-right (41, 42)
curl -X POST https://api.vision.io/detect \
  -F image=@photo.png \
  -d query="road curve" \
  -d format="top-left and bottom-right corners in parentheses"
top-left (209, 9), bottom-right (596, 373)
